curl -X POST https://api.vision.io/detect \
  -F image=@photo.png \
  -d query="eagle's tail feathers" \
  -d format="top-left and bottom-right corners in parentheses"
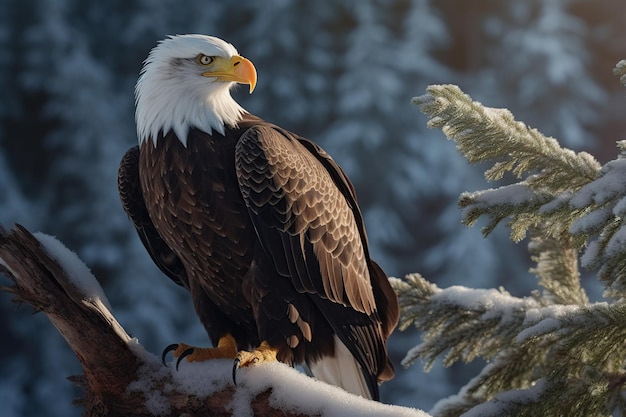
top-left (308, 335), bottom-right (375, 400)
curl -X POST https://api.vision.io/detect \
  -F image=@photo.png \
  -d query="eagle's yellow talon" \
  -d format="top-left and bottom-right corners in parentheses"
top-left (232, 341), bottom-right (279, 385)
top-left (234, 340), bottom-right (278, 368)
top-left (161, 334), bottom-right (237, 370)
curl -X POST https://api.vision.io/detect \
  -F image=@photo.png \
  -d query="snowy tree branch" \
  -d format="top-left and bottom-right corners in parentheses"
top-left (0, 224), bottom-right (426, 417)
top-left (413, 84), bottom-right (601, 243)
top-left (0, 225), bottom-right (144, 416)
top-left (412, 85), bottom-right (601, 191)
top-left (391, 274), bottom-right (626, 417)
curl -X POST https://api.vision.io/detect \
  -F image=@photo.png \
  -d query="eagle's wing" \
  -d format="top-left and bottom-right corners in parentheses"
top-left (118, 146), bottom-right (189, 288)
top-left (235, 125), bottom-right (396, 397)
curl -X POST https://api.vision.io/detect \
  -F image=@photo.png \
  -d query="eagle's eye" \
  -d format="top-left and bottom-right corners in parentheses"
top-left (197, 54), bottom-right (214, 65)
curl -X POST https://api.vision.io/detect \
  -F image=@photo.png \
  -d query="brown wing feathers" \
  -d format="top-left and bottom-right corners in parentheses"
top-left (237, 126), bottom-right (376, 314)
top-left (235, 125), bottom-right (394, 386)
top-left (118, 146), bottom-right (189, 287)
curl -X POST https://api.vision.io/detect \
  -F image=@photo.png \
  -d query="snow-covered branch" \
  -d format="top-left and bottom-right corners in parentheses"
top-left (0, 224), bottom-right (427, 417)
top-left (413, 84), bottom-right (601, 243)
top-left (412, 84), bottom-right (600, 191)
top-left (391, 274), bottom-right (543, 370)
top-left (392, 274), bottom-right (626, 417)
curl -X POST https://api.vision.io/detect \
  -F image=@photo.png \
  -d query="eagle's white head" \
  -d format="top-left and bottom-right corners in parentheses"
top-left (135, 34), bottom-right (257, 146)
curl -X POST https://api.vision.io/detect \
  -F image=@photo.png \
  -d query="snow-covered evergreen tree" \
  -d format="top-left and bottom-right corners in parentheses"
top-left (393, 61), bottom-right (626, 416)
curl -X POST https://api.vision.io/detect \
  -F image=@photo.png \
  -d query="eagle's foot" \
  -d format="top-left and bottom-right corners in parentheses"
top-left (162, 334), bottom-right (237, 370)
top-left (232, 341), bottom-right (278, 385)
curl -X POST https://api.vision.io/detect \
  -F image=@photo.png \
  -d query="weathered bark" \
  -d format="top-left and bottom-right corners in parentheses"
top-left (0, 224), bottom-right (310, 417)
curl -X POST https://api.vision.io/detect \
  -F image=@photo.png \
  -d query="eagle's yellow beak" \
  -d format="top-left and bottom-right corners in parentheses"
top-left (202, 56), bottom-right (257, 94)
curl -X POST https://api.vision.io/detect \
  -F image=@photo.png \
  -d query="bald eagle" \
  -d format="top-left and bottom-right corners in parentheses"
top-left (118, 34), bottom-right (398, 400)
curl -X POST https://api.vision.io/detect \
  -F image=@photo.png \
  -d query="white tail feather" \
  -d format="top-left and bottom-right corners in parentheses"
top-left (309, 335), bottom-right (372, 399)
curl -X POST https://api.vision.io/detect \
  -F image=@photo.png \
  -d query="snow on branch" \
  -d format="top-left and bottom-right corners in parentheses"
top-left (391, 274), bottom-right (542, 371)
top-left (0, 224), bottom-right (427, 417)
top-left (413, 84), bottom-right (601, 243)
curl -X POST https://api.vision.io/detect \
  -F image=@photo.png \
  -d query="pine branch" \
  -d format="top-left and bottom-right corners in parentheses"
top-left (0, 224), bottom-right (424, 417)
top-left (390, 275), bottom-right (542, 370)
top-left (457, 377), bottom-right (610, 417)
top-left (392, 275), bottom-right (626, 416)
top-left (463, 301), bottom-right (626, 417)
top-left (458, 183), bottom-right (552, 241)
top-left (412, 85), bottom-right (600, 191)
top-left (413, 85), bottom-right (601, 241)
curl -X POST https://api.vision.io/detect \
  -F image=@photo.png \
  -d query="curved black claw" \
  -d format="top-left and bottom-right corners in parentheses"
top-left (232, 358), bottom-right (241, 386)
top-left (175, 347), bottom-right (196, 371)
top-left (162, 343), bottom-right (179, 366)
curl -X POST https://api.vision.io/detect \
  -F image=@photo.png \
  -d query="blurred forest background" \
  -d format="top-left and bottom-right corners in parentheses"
top-left (1, 0), bottom-right (625, 415)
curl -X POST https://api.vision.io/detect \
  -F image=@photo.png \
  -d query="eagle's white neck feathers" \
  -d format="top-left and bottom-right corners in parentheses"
top-left (135, 34), bottom-right (247, 146)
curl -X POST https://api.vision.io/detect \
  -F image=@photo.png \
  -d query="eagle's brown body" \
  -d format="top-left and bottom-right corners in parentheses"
top-left (120, 35), bottom-right (398, 400)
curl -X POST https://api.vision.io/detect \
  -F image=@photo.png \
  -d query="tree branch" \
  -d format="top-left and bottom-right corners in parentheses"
top-left (0, 224), bottom-right (425, 417)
